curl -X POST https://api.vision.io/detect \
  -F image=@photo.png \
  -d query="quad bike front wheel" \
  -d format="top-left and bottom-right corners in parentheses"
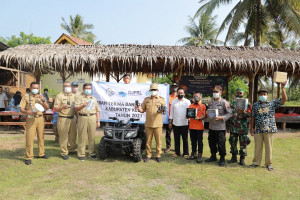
top-left (132, 138), bottom-right (142, 162)
top-left (98, 137), bottom-right (108, 159)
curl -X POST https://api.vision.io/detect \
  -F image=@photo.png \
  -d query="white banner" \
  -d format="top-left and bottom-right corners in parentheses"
top-left (92, 82), bottom-right (169, 124)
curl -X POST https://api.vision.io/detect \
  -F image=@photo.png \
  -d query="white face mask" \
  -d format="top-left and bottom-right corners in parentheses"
top-left (64, 87), bottom-right (72, 93)
top-left (213, 92), bottom-right (220, 99)
top-left (150, 91), bottom-right (157, 96)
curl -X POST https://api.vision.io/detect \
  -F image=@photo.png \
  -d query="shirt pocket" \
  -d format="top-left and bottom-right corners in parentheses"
top-left (146, 102), bottom-right (151, 109)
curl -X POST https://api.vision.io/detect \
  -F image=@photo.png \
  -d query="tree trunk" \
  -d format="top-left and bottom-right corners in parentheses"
top-left (255, 0), bottom-right (262, 47)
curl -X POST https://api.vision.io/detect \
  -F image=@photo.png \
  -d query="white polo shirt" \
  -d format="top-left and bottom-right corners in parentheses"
top-left (170, 98), bottom-right (191, 126)
top-left (0, 93), bottom-right (8, 108)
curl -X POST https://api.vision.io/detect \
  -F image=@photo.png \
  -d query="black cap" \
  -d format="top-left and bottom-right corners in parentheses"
top-left (71, 82), bottom-right (79, 86)
top-left (171, 82), bottom-right (178, 87)
top-left (258, 88), bottom-right (268, 94)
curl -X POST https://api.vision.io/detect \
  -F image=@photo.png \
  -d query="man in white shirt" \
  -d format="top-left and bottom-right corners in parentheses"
top-left (0, 86), bottom-right (8, 121)
top-left (169, 88), bottom-right (191, 158)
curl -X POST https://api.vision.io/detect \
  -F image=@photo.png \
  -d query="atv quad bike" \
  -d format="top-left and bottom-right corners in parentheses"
top-left (98, 117), bottom-right (146, 162)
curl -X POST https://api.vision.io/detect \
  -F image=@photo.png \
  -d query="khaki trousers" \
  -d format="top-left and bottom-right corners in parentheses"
top-left (57, 117), bottom-right (73, 156)
top-left (25, 116), bottom-right (45, 160)
top-left (68, 115), bottom-right (78, 152)
top-left (252, 132), bottom-right (274, 166)
top-left (77, 115), bottom-right (96, 157)
top-left (145, 127), bottom-right (162, 158)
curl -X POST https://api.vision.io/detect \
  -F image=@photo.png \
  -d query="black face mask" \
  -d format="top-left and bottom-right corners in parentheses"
top-left (178, 95), bottom-right (184, 99)
top-left (236, 95), bottom-right (243, 98)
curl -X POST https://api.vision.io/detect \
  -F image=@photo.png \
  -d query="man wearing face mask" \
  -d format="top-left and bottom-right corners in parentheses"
top-left (169, 88), bottom-right (191, 158)
top-left (54, 81), bottom-right (76, 160)
top-left (226, 88), bottom-right (252, 166)
top-left (19, 82), bottom-right (50, 165)
top-left (206, 85), bottom-right (232, 167)
top-left (75, 83), bottom-right (100, 161)
top-left (164, 82), bottom-right (178, 153)
top-left (250, 81), bottom-right (287, 171)
top-left (136, 83), bottom-right (166, 163)
top-left (187, 92), bottom-right (206, 163)
top-left (42, 88), bottom-right (49, 104)
top-left (123, 73), bottom-right (131, 84)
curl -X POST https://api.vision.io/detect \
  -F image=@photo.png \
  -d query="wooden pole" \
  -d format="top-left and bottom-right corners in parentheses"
top-left (277, 83), bottom-right (280, 98)
top-left (253, 75), bottom-right (259, 102)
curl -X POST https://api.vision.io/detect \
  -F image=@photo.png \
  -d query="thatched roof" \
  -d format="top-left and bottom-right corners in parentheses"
top-left (0, 41), bottom-right (9, 52)
top-left (0, 44), bottom-right (299, 77)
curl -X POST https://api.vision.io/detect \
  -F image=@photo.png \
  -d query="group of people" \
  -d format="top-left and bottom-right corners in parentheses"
top-left (136, 81), bottom-right (287, 171)
top-left (1, 74), bottom-right (287, 171)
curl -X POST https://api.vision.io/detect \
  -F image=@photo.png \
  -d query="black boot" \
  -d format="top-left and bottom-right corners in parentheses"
top-left (219, 156), bottom-right (225, 167)
top-left (239, 156), bottom-right (245, 166)
top-left (228, 155), bottom-right (237, 164)
top-left (205, 154), bottom-right (217, 162)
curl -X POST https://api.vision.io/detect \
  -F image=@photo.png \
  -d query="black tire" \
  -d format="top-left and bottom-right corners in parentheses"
top-left (98, 137), bottom-right (108, 159)
top-left (132, 138), bottom-right (142, 162)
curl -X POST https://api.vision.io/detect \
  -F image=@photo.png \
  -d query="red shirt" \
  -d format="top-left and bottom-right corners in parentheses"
top-left (189, 103), bottom-right (206, 130)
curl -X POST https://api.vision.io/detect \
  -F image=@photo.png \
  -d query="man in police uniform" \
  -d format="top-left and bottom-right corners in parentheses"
top-left (135, 83), bottom-right (166, 163)
top-left (75, 83), bottom-right (100, 161)
top-left (54, 81), bottom-right (75, 160)
top-left (19, 82), bottom-right (49, 165)
top-left (206, 85), bottom-right (232, 167)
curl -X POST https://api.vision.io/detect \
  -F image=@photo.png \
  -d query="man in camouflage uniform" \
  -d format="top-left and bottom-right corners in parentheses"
top-left (227, 88), bottom-right (251, 166)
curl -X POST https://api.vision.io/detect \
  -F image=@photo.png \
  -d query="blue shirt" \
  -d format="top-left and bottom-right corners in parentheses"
top-left (252, 98), bottom-right (283, 134)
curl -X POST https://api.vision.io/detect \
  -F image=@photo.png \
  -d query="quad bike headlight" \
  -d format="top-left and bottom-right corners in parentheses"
top-left (125, 131), bottom-right (137, 139)
top-left (104, 129), bottom-right (113, 137)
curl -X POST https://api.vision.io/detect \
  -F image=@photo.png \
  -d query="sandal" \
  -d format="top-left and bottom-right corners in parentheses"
top-left (267, 165), bottom-right (274, 171)
top-left (249, 164), bottom-right (259, 168)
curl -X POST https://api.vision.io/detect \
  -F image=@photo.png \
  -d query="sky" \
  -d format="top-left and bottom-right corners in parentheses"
top-left (1, 0), bottom-right (233, 45)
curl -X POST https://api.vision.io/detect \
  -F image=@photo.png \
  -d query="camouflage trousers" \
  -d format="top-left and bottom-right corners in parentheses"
top-left (229, 132), bottom-right (251, 156)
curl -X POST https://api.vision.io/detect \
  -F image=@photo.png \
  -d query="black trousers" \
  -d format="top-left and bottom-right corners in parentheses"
top-left (0, 108), bottom-right (5, 121)
top-left (173, 125), bottom-right (189, 156)
top-left (208, 129), bottom-right (226, 157)
top-left (190, 129), bottom-right (204, 154)
top-left (164, 124), bottom-right (172, 148)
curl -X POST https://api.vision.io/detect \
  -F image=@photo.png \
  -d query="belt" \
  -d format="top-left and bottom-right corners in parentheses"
top-left (79, 113), bottom-right (95, 116)
top-left (59, 115), bottom-right (74, 119)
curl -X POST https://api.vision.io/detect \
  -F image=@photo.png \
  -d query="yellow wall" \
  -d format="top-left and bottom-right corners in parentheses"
top-left (41, 72), bottom-right (92, 97)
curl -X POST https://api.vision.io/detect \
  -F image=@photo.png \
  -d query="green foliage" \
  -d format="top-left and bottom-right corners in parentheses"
top-left (61, 14), bottom-right (99, 44)
top-left (228, 76), bottom-right (249, 101)
top-left (178, 13), bottom-right (223, 46)
top-left (0, 32), bottom-right (51, 47)
top-left (152, 74), bottom-right (173, 85)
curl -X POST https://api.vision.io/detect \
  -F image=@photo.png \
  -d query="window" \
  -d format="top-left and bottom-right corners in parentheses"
top-left (78, 79), bottom-right (85, 83)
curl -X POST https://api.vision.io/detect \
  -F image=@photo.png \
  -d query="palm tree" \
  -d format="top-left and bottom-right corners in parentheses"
top-left (195, 0), bottom-right (300, 47)
top-left (61, 14), bottom-right (98, 44)
top-left (178, 13), bottom-right (223, 46)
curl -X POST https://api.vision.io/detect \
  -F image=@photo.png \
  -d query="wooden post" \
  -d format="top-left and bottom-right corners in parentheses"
top-left (103, 62), bottom-right (110, 82)
top-left (277, 83), bottom-right (280, 98)
top-left (253, 75), bottom-right (259, 102)
top-left (248, 79), bottom-right (254, 104)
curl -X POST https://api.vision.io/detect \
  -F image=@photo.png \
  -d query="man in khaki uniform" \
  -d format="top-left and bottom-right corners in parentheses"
top-left (136, 83), bottom-right (166, 163)
top-left (68, 81), bottom-right (82, 154)
top-left (19, 82), bottom-right (49, 165)
top-left (75, 83), bottom-right (100, 161)
top-left (54, 82), bottom-right (75, 160)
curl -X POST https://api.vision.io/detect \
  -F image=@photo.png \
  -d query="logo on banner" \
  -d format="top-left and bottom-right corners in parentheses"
top-left (118, 91), bottom-right (127, 97)
top-left (106, 88), bottom-right (114, 96)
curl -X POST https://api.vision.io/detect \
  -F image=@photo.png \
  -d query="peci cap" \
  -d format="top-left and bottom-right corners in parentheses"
top-left (150, 83), bottom-right (159, 90)
top-left (213, 85), bottom-right (222, 92)
top-left (171, 82), bottom-right (178, 87)
top-left (258, 88), bottom-right (268, 94)
top-left (71, 82), bottom-right (79, 86)
top-left (236, 88), bottom-right (245, 93)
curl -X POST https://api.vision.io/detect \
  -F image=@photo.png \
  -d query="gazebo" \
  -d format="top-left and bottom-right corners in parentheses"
top-left (0, 44), bottom-right (299, 103)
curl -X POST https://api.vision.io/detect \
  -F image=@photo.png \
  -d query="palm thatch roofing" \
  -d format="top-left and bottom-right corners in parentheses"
top-left (0, 44), bottom-right (299, 78)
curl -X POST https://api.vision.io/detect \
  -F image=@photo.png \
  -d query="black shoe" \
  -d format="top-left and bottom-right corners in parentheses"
top-left (164, 147), bottom-right (171, 153)
top-left (249, 164), bottom-right (259, 168)
top-left (38, 155), bottom-right (49, 159)
top-left (205, 155), bottom-right (217, 162)
top-left (69, 151), bottom-right (77, 155)
top-left (25, 160), bottom-right (31, 165)
top-left (239, 156), bottom-right (245, 166)
top-left (219, 157), bottom-right (225, 167)
top-left (78, 157), bottom-right (85, 161)
top-left (62, 155), bottom-right (69, 160)
top-left (187, 153), bottom-right (196, 160)
top-left (155, 157), bottom-right (162, 162)
top-left (144, 157), bottom-right (151, 163)
top-left (228, 155), bottom-right (237, 164)
top-left (196, 153), bottom-right (203, 163)
top-left (89, 155), bottom-right (97, 160)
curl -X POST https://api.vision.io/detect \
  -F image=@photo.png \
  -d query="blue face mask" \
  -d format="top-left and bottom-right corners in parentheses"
top-left (32, 89), bottom-right (39, 94)
top-left (259, 95), bottom-right (267, 102)
top-left (85, 89), bottom-right (92, 95)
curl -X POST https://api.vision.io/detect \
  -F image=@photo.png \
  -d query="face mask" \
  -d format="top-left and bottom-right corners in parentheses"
top-left (236, 95), bottom-right (243, 98)
top-left (213, 92), bottom-right (220, 99)
top-left (64, 87), bottom-right (72, 93)
top-left (178, 95), bottom-right (184, 99)
top-left (44, 91), bottom-right (48, 94)
top-left (32, 89), bottom-right (39, 95)
top-left (259, 95), bottom-right (267, 102)
top-left (150, 91), bottom-right (157, 96)
top-left (194, 97), bottom-right (200, 102)
top-left (85, 89), bottom-right (92, 95)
